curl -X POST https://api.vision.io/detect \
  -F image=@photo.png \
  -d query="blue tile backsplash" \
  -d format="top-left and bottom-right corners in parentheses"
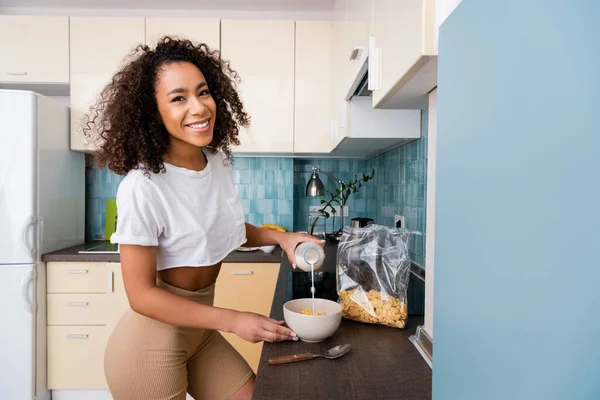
top-left (85, 156), bottom-right (295, 241)
top-left (85, 111), bottom-right (428, 266)
top-left (292, 110), bottom-right (429, 266)
top-left (232, 157), bottom-right (294, 230)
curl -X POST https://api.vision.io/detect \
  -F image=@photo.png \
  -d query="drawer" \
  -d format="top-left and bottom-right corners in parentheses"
top-left (47, 262), bottom-right (110, 293)
top-left (47, 325), bottom-right (108, 389)
top-left (48, 294), bottom-right (110, 325)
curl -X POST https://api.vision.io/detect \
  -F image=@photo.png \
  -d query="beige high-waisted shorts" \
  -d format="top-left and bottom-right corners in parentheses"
top-left (104, 279), bottom-right (253, 400)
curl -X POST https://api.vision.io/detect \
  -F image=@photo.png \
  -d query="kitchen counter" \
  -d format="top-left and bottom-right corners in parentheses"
top-left (41, 241), bottom-right (283, 264)
top-left (253, 240), bottom-right (432, 400)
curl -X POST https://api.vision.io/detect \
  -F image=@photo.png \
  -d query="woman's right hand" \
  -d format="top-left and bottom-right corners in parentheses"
top-left (231, 311), bottom-right (297, 343)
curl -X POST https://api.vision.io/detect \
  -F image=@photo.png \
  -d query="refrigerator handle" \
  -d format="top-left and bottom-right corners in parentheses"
top-left (21, 269), bottom-right (34, 313)
top-left (21, 215), bottom-right (36, 258)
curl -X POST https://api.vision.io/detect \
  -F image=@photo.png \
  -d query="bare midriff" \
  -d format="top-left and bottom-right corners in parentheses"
top-left (158, 263), bottom-right (222, 291)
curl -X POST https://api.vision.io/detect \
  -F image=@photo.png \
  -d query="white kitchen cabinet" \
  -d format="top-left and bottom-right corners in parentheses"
top-left (345, 0), bottom-right (372, 95)
top-left (328, 3), bottom-right (422, 158)
top-left (0, 15), bottom-right (69, 84)
top-left (221, 20), bottom-right (295, 153)
top-left (145, 18), bottom-right (220, 50)
top-left (370, 0), bottom-right (436, 109)
top-left (294, 21), bottom-right (333, 154)
top-left (69, 17), bottom-right (145, 152)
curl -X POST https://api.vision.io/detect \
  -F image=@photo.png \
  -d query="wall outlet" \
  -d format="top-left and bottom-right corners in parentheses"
top-left (394, 214), bottom-right (405, 228)
top-left (310, 205), bottom-right (348, 217)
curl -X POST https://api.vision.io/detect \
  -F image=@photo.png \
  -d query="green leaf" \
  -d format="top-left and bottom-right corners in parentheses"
top-left (320, 199), bottom-right (326, 204)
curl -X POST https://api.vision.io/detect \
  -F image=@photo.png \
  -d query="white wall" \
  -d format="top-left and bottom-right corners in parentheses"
top-left (424, 88), bottom-right (437, 338)
top-left (49, 96), bottom-right (70, 107)
top-left (422, 0), bottom-right (462, 340)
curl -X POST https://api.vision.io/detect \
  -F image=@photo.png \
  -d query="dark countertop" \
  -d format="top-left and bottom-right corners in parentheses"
top-left (41, 241), bottom-right (283, 264)
top-left (253, 240), bottom-right (432, 400)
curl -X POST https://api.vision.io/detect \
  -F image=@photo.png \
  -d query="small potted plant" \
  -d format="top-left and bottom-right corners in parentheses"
top-left (309, 169), bottom-right (375, 238)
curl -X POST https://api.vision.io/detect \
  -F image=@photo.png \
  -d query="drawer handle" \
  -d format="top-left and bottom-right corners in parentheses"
top-left (66, 334), bottom-right (88, 339)
top-left (66, 302), bottom-right (89, 307)
top-left (231, 270), bottom-right (253, 275)
top-left (66, 269), bottom-right (88, 274)
top-left (7, 71), bottom-right (27, 75)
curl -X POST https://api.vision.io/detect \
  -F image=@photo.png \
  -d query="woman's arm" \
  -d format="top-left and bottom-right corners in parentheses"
top-left (120, 244), bottom-right (295, 343)
top-left (242, 223), bottom-right (285, 247)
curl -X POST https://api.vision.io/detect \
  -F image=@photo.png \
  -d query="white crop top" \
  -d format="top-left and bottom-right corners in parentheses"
top-left (110, 149), bottom-right (247, 270)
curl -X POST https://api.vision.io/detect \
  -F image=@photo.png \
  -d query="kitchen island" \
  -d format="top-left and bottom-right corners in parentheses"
top-left (253, 241), bottom-right (432, 400)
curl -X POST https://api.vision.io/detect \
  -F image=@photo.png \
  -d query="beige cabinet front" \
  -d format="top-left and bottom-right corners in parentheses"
top-left (0, 15), bottom-right (69, 84)
top-left (294, 21), bottom-right (333, 154)
top-left (69, 17), bottom-right (145, 152)
top-left (47, 325), bottom-right (109, 390)
top-left (221, 20), bottom-right (295, 153)
top-left (372, 0), bottom-right (435, 108)
top-left (46, 262), bottom-right (128, 390)
top-left (214, 263), bottom-right (280, 373)
top-left (145, 18), bottom-right (220, 49)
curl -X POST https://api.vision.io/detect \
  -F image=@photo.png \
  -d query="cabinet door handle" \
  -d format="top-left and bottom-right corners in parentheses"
top-left (108, 270), bottom-right (114, 292)
top-left (231, 270), bottom-right (253, 275)
top-left (66, 269), bottom-right (88, 274)
top-left (66, 334), bottom-right (89, 339)
top-left (66, 302), bottom-right (89, 307)
top-left (7, 71), bottom-right (27, 75)
top-left (349, 48), bottom-right (360, 60)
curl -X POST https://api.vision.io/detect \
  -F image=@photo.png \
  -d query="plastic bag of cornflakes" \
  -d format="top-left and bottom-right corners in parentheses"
top-left (336, 225), bottom-right (417, 329)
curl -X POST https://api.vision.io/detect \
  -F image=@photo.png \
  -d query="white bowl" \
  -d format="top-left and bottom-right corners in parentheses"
top-left (283, 298), bottom-right (342, 343)
top-left (260, 245), bottom-right (276, 253)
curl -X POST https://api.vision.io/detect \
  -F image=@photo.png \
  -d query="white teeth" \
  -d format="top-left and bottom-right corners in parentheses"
top-left (188, 121), bottom-right (209, 129)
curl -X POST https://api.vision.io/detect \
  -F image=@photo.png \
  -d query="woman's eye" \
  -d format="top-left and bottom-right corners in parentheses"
top-left (199, 90), bottom-right (210, 97)
top-left (171, 96), bottom-right (185, 102)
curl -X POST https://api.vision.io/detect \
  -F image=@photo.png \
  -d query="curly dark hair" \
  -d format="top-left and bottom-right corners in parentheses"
top-left (83, 36), bottom-right (249, 175)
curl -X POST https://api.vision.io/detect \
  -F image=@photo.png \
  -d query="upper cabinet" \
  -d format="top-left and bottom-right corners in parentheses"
top-left (371, 0), bottom-right (436, 109)
top-left (69, 17), bottom-right (145, 152)
top-left (0, 15), bottom-right (69, 84)
top-left (221, 20), bottom-right (295, 154)
top-left (345, 0), bottom-right (372, 95)
top-left (293, 21), bottom-right (333, 154)
top-left (145, 18), bottom-right (220, 50)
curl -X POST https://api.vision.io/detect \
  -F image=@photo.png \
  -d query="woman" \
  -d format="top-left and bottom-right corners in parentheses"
top-left (84, 36), bottom-right (323, 400)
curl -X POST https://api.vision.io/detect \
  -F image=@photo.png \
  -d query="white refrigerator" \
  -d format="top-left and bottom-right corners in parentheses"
top-left (0, 90), bottom-right (85, 400)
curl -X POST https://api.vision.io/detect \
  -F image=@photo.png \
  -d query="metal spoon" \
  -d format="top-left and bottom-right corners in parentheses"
top-left (268, 344), bottom-right (352, 365)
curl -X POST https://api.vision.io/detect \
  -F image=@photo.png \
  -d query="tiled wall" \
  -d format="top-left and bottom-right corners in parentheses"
top-left (85, 157), bottom-right (294, 241)
top-left (85, 112), bottom-right (428, 267)
top-left (293, 110), bottom-right (429, 266)
top-left (364, 110), bottom-right (429, 267)
top-left (85, 164), bottom-right (124, 241)
top-left (293, 159), bottom-right (370, 233)
top-left (231, 157), bottom-right (294, 231)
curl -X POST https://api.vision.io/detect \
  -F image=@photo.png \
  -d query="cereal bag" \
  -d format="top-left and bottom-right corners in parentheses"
top-left (336, 225), bottom-right (416, 329)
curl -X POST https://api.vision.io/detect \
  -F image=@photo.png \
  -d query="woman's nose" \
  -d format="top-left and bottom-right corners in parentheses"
top-left (188, 96), bottom-right (207, 115)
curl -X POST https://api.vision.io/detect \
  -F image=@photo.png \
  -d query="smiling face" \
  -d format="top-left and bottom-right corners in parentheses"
top-left (154, 61), bottom-right (217, 151)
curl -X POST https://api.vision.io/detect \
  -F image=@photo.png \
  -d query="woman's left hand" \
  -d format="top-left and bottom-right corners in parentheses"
top-left (278, 233), bottom-right (325, 269)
